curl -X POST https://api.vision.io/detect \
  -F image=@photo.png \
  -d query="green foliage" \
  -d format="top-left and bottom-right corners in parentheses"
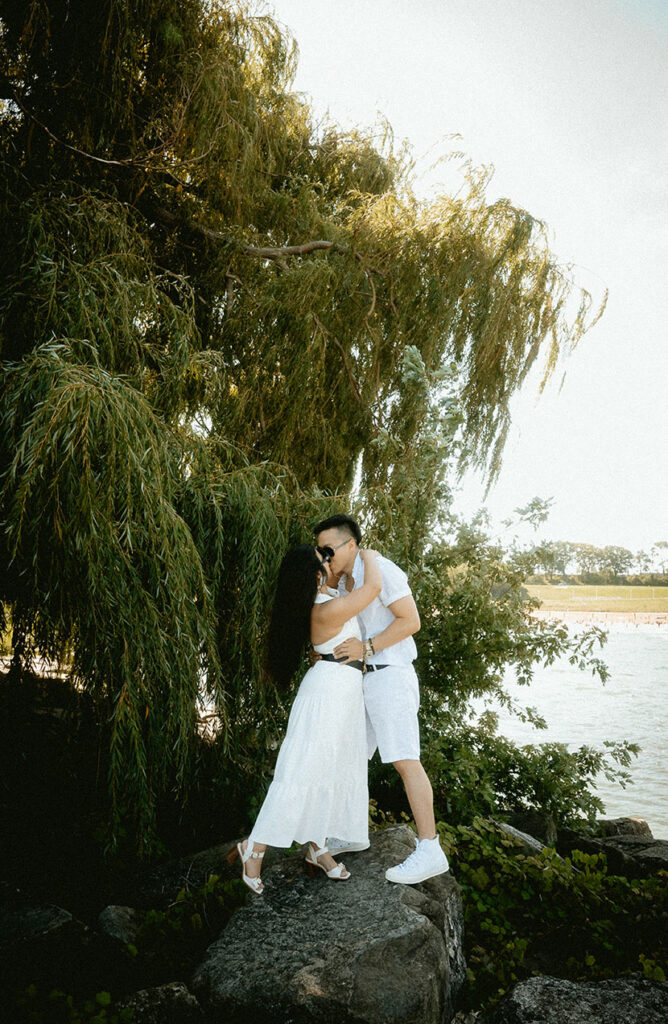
top-left (12, 986), bottom-right (135, 1024)
top-left (438, 817), bottom-right (668, 1011)
top-left (1, 342), bottom-right (221, 848)
top-left (525, 539), bottom-right (652, 578)
top-left (401, 512), bottom-right (610, 725)
top-left (359, 513), bottom-right (637, 831)
top-left (132, 872), bottom-right (248, 981)
top-left (0, 0), bottom-right (608, 853)
top-left (425, 728), bottom-right (638, 828)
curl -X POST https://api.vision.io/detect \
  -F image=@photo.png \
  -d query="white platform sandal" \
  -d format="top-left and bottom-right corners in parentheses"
top-left (305, 843), bottom-right (350, 881)
top-left (226, 838), bottom-right (265, 894)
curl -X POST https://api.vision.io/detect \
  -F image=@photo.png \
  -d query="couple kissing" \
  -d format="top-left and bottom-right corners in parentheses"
top-left (227, 514), bottom-right (449, 893)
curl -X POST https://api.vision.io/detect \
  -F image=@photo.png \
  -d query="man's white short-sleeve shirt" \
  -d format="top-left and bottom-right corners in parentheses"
top-left (338, 553), bottom-right (417, 666)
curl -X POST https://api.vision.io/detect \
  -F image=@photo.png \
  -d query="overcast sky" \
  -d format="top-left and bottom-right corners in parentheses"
top-left (270, 0), bottom-right (668, 553)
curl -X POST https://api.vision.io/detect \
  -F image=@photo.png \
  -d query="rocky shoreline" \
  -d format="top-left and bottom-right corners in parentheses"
top-left (2, 818), bottom-right (667, 1023)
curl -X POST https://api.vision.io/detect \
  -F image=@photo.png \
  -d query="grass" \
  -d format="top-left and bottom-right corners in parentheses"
top-left (527, 584), bottom-right (668, 613)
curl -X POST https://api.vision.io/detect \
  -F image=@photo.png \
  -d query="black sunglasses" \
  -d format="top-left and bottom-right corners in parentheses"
top-left (317, 538), bottom-right (351, 564)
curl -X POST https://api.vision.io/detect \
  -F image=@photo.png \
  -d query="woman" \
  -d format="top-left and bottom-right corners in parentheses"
top-left (227, 544), bottom-right (381, 893)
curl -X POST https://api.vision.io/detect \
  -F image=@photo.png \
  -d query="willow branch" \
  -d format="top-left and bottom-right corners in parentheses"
top-left (315, 319), bottom-right (363, 405)
top-left (149, 203), bottom-right (347, 261)
top-left (11, 91), bottom-right (191, 188)
top-left (243, 240), bottom-right (345, 259)
top-left (364, 268), bottom-right (377, 321)
top-left (13, 92), bottom-right (147, 168)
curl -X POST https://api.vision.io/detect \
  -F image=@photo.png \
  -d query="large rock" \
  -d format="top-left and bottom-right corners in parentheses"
top-left (192, 825), bottom-right (465, 1024)
top-left (116, 982), bottom-right (204, 1024)
top-left (557, 829), bottom-right (668, 878)
top-left (504, 813), bottom-right (557, 847)
top-left (485, 975), bottom-right (668, 1023)
top-left (0, 901), bottom-right (88, 991)
top-left (98, 904), bottom-right (139, 945)
top-left (594, 834), bottom-right (668, 875)
top-left (595, 817), bottom-right (653, 839)
top-left (495, 823), bottom-right (548, 856)
top-left (0, 897), bottom-right (142, 997)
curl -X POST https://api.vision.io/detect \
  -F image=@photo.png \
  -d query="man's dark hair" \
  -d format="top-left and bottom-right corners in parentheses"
top-left (313, 514), bottom-right (362, 545)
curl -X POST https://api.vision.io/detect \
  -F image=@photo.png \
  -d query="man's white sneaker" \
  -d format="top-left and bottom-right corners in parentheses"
top-left (385, 836), bottom-right (449, 885)
top-left (326, 837), bottom-right (371, 856)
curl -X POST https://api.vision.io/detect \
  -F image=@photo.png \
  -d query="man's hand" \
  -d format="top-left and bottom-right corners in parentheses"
top-left (333, 636), bottom-right (365, 663)
top-left (308, 645), bottom-right (322, 666)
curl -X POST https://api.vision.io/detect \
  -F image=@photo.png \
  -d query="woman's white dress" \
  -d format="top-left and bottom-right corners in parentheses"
top-left (248, 590), bottom-right (369, 849)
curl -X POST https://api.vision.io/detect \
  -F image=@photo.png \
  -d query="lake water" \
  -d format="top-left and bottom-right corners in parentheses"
top-left (475, 624), bottom-right (668, 838)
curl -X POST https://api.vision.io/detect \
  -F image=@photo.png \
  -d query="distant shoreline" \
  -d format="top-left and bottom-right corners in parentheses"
top-left (526, 584), bottom-right (668, 624)
top-left (531, 610), bottom-right (668, 626)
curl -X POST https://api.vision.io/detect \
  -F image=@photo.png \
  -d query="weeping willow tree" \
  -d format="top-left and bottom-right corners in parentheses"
top-left (0, 0), bottom-right (605, 852)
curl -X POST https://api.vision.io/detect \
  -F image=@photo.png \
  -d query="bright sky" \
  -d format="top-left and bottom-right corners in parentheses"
top-left (270, 0), bottom-right (668, 554)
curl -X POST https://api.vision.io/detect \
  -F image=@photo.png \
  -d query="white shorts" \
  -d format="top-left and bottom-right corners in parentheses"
top-left (363, 664), bottom-right (421, 763)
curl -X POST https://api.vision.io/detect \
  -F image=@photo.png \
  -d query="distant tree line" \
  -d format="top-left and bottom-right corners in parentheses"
top-left (524, 539), bottom-right (668, 581)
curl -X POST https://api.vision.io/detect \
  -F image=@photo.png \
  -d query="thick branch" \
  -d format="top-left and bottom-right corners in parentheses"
top-left (149, 204), bottom-right (346, 260)
top-left (243, 240), bottom-right (345, 259)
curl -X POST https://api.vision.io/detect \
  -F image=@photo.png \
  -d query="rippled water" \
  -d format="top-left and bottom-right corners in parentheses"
top-left (476, 624), bottom-right (668, 838)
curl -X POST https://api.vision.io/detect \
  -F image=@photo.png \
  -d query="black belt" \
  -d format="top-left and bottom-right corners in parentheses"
top-left (319, 653), bottom-right (364, 672)
top-left (364, 664), bottom-right (390, 672)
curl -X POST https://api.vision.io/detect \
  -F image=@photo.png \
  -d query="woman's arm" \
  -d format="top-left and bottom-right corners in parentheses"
top-left (310, 550), bottom-right (381, 640)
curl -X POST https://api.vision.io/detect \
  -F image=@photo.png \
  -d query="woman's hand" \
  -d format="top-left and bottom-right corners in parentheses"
top-left (360, 548), bottom-right (379, 560)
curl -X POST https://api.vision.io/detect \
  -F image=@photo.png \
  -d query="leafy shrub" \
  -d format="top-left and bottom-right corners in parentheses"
top-left (132, 872), bottom-right (248, 983)
top-left (12, 987), bottom-right (134, 1024)
top-left (425, 726), bottom-right (638, 828)
top-left (438, 817), bottom-right (668, 1011)
top-left (368, 719), bottom-right (637, 832)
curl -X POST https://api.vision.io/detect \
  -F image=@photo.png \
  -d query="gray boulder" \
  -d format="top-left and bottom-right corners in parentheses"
top-left (0, 899), bottom-right (143, 995)
top-left (495, 823), bottom-right (547, 856)
top-left (0, 901), bottom-right (75, 943)
top-left (0, 902), bottom-right (89, 990)
top-left (116, 982), bottom-right (204, 1023)
top-left (504, 813), bottom-right (557, 847)
top-left (597, 834), bottom-right (668, 875)
top-left (192, 825), bottom-right (465, 1024)
top-left (557, 829), bottom-right (668, 878)
top-left (98, 905), bottom-right (139, 945)
top-left (485, 975), bottom-right (668, 1023)
top-left (595, 817), bottom-right (653, 838)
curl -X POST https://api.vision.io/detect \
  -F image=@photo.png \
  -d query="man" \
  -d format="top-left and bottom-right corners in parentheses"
top-left (314, 514), bottom-right (449, 885)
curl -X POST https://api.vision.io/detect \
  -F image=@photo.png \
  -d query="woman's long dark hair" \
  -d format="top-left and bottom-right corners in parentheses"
top-left (267, 544), bottom-right (324, 689)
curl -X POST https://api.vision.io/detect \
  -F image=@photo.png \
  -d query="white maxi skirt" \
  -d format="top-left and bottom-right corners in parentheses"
top-left (249, 659), bottom-right (369, 849)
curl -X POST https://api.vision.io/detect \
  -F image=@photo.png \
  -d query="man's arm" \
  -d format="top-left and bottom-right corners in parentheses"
top-left (333, 594), bottom-right (420, 662)
top-left (370, 595), bottom-right (420, 653)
